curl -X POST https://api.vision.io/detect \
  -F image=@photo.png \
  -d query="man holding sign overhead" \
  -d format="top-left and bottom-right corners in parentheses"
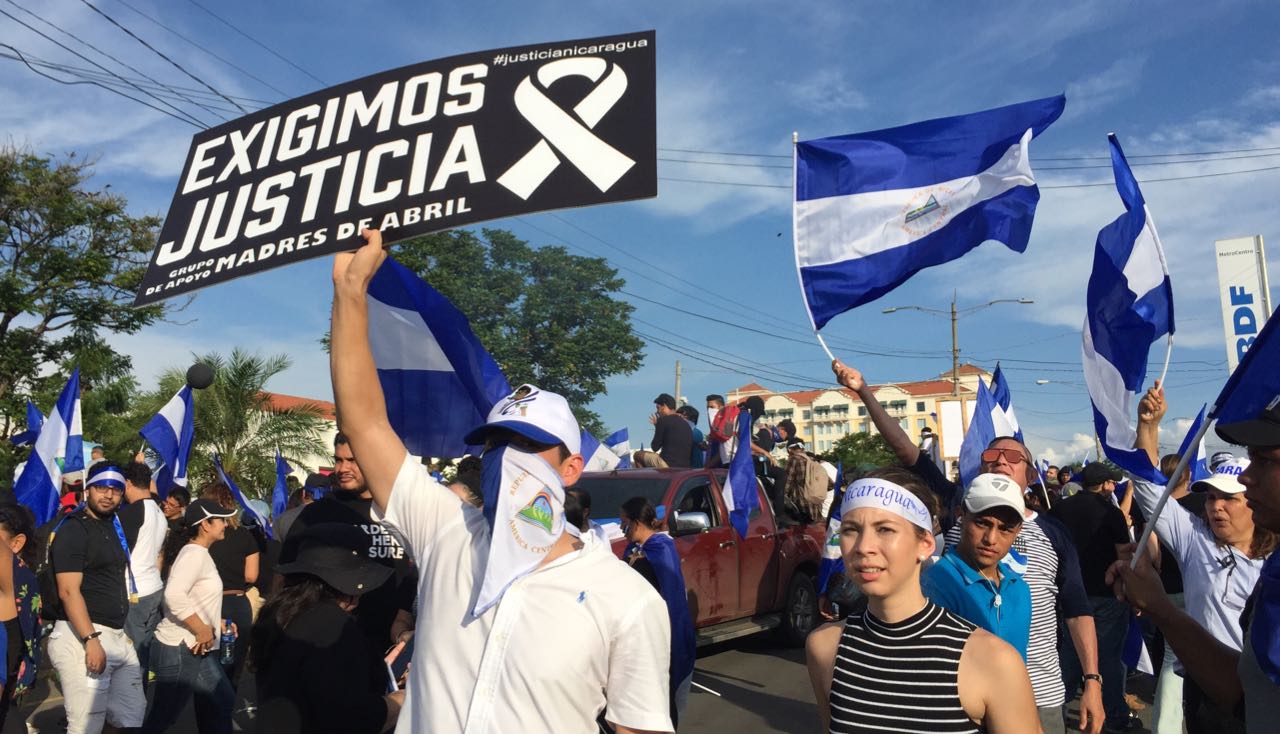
top-left (330, 229), bottom-right (672, 734)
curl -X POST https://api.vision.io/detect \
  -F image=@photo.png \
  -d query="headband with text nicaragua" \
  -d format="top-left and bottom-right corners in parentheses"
top-left (134, 31), bottom-right (657, 305)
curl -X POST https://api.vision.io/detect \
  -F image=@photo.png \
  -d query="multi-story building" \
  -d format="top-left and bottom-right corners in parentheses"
top-left (724, 364), bottom-right (991, 474)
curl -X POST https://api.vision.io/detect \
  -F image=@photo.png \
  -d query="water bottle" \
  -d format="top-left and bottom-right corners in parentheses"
top-left (219, 619), bottom-right (235, 665)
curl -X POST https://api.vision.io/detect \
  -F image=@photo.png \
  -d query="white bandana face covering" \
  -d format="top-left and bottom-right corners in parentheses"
top-left (839, 478), bottom-right (933, 534)
top-left (474, 447), bottom-right (570, 617)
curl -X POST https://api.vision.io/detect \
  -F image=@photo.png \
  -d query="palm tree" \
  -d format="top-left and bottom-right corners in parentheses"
top-left (139, 349), bottom-right (329, 499)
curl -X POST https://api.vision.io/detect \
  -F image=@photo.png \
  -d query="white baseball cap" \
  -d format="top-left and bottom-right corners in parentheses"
top-left (964, 473), bottom-right (1026, 517)
top-left (463, 384), bottom-right (582, 455)
top-left (1191, 457), bottom-right (1250, 494)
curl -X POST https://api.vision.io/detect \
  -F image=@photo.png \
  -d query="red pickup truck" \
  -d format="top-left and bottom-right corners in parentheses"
top-left (573, 467), bottom-right (826, 647)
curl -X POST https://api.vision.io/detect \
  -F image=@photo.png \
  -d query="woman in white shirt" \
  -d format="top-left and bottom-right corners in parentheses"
top-left (142, 500), bottom-right (238, 734)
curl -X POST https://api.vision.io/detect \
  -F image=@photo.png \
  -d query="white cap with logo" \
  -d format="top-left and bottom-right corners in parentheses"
top-left (964, 473), bottom-right (1027, 517)
top-left (463, 384), bottom-right (582, 455)
top-left (1191, 457), bottom-right (1250, 495)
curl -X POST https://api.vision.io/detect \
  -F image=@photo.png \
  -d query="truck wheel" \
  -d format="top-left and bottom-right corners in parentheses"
top-left (778, 572), bottom-right (818, 647)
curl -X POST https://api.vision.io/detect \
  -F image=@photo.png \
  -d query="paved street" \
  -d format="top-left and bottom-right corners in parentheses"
top-left (5, 633), bottom-right (1158, 733)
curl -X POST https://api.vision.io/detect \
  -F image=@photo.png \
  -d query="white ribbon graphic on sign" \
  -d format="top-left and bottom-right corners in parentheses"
top-left (497, 57), bottom-right (635, 200)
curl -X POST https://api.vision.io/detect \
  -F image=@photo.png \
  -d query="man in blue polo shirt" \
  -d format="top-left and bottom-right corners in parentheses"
top-left (923, 473), bottom-right (1032, 659)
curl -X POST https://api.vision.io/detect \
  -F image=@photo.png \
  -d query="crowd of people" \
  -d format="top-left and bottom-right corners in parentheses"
top-left (0, 227), bottom-right (1273, 734)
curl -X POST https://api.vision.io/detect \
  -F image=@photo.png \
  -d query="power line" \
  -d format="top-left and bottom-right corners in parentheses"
top-left (632, 316), bottom-right (832, 384)
top-left (660, 142), bottom-right (1280, 163)
top-left (181, 0), bottom-right (327, 87)
top-left (636, 330), bottom-right (825, 391)
top-left (77, 0), bottom-right (248, 114)
top-left (109, 0), bottom-right (292, 98)
top-left (0, 42), bottom-right (201, 128)
top-left (0, 7), bottom-right (207, 127)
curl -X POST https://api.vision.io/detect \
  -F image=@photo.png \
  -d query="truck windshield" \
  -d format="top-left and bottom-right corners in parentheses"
top-left (571, 477), bottom-right (671, 523)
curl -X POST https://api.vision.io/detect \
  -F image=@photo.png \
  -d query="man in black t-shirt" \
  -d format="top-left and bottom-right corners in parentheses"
top-left (1050, 462), bottom-right (1134, 730)
top-left (279, 432), bottom-right (415, 694)
top-left (47, 462), bottom-right (146, 733)
top-left (650, 393), bottom-right (693, 467)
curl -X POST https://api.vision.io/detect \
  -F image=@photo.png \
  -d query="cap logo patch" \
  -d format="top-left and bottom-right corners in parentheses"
top-left (498, 385), bottom-right (541, 417)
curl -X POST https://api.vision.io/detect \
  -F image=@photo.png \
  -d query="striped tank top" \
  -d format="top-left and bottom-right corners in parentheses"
top-left (829, 601), bottom-right (979, 734)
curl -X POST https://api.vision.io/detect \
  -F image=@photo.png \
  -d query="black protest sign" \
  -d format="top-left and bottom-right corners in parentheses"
top-left (134, 31), bottom-right (656, 305)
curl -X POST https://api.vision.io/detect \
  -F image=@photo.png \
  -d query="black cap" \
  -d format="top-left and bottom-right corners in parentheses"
top-left (275, 523), bottom-right (393, 597)
top-left (1216, 396), bottom-right (1280, 448)
top-left (303, 472), bottom-right (331, 489)
top-left (1081, 462), bottom-right (1123, 487)
top-left (185, 499), bottom-right (237, 526)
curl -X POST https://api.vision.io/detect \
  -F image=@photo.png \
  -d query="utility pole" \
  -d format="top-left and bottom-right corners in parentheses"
top-left (951, 292), bottom-right (960, 396)
top-left (674, 360), bottom-right (682, 406)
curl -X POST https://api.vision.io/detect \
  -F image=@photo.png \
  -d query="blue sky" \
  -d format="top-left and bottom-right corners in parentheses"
top-left (3, 0), bottom-right (1279, 466)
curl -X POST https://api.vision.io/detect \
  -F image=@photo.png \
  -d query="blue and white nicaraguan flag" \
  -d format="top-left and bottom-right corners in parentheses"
top-left (212, 453), bottom-right (272, 539)
top-left (366, 258), bottom-right (511, 459)
top-left (1082, 135), bottom-right (1174, 484)
top-left (604, 427), bottom-right (631, 468)
top-left (793, 95), bottom-right (1065, 329)
top-left (1173, 405), bottom-right (1211, 484)
top-left (140, 385), bottom-right (195, 500)
top-left (14, 369), bottom-right (82, 524)
top-left (9, 401), bottom-right (44, 448)
top-left (958, 377), bottom-right (1002, 488)
top-left (817, 462), bottom-right (844, 595)
top-left (989, 364), bottom-right (1024, 443)
top-left (272, 450), bottom-right (291, 519)
top-left (721, 410), bottom-right (759, 538)
top-left (580, 430), bottom-right (621, 472)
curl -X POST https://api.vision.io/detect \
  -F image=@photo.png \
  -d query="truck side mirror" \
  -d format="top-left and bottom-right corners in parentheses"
top-left (673, 511), bottom-right (711, 536)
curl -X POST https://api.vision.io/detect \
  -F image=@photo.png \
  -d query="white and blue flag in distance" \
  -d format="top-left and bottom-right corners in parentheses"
top-left (272, 450), bottom-right (291, 520)
top-left (989, 364), bottom-right (1024, 443)
top-left (366, 258), bottom-right (511, 460)
top-left (139, 385), bottom-right (195, 500)
top-left (14, 369), bottom-right (82, 524)
top-left (213, 453), bottom-right (272, 539)
top-left (794, 95), bottom-right (1065, 329)
top-left (580, 430), bottom-right (621, 472)
top-left (605, 427), bottom-right (631, 468)
top-left (1082, 135), bottom-right (1174, 484)
top-left (1175, 405), bottom-right (1211, 484)
top-left (958, 376), bottom-right (1001, 488)
top-left (721, 410), bottom-right (759, 538)
top-left (9, 401), bottom-right (44, 448)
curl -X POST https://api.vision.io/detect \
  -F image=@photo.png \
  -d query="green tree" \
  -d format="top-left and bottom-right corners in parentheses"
top-left (823, 432), bottom-right (898, 471)
top-left (0, 149), bottom-right (169, 479)
top-left (389, 228), bottom-right (643, 434)
top-left (138, 350), bottom-right (329, 499)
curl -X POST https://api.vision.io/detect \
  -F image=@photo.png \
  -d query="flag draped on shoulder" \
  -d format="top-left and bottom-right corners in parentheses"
top-left (14, 369), bottom-right (81, 524)
top-left (1082, 135), bottom-right (1175, 484)
top-left (989, 364), bottom-right (1024, 443)
top-left (721, 410), bottom-right (758, 538)
top-left (793, 95), bottom-right (1065, 329)
top-left (817, 462), bottom-right (844, 595)
top-left (958, 377), bottom-right (1001, 488)
top-left (9, 401), bottom-right (44, 448)
top-left (366, 257), bottom-right (511, 459)
top-left (140, 385), bottom-right (195, 500)
top-left (579, 430), bottom-right (621, 472)
top-left (212, 454), bottom-right (271, 539)
top-left (272, 451), bottom-right (291, 520)
top-left (604, 428), bottom-right (631, 468)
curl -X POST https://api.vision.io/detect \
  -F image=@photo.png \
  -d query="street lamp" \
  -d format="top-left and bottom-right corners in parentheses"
top-left (882, 294), bottom-right (1034, 396)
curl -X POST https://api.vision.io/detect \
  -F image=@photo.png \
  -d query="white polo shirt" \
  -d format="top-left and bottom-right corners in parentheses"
top-left (377, 455), bottom-right (673, 734)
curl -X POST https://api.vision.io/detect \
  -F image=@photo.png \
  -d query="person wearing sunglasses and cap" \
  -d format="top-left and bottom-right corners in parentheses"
top-left (1128, 382), bottom-right (1277, 733)
top-left (807, 467), bottom-right (1037, 733)
top-left (329, 229), bottom-right (673, 734)
top-left (45, 462), bottom-right (147, 734)
top-left (142, 499), bottom-right (238, 734)
top-left (831, 360), bottom-right (1104, 734)
top-left (253, 523), bottom-right (402, 734)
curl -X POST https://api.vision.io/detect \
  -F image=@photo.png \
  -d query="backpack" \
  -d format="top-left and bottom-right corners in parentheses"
top-left (784, 453), bottom-right (829, 521)
top-left (36, 512), bottom-right (79, 621)
top-left (709, 405), bottom-right (742, 444)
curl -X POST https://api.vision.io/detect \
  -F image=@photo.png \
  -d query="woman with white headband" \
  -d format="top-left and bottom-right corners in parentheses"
top-left (806, 467), bottom-right (1037, 733)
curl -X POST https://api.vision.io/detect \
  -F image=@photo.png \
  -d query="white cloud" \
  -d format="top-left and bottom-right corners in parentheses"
top-left (1034, 432), bottom-right (1097, 465)
top-left (1063, 55), bottom-right (1147, 118)
top-left (784, 68), bottom-right (867, 113)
